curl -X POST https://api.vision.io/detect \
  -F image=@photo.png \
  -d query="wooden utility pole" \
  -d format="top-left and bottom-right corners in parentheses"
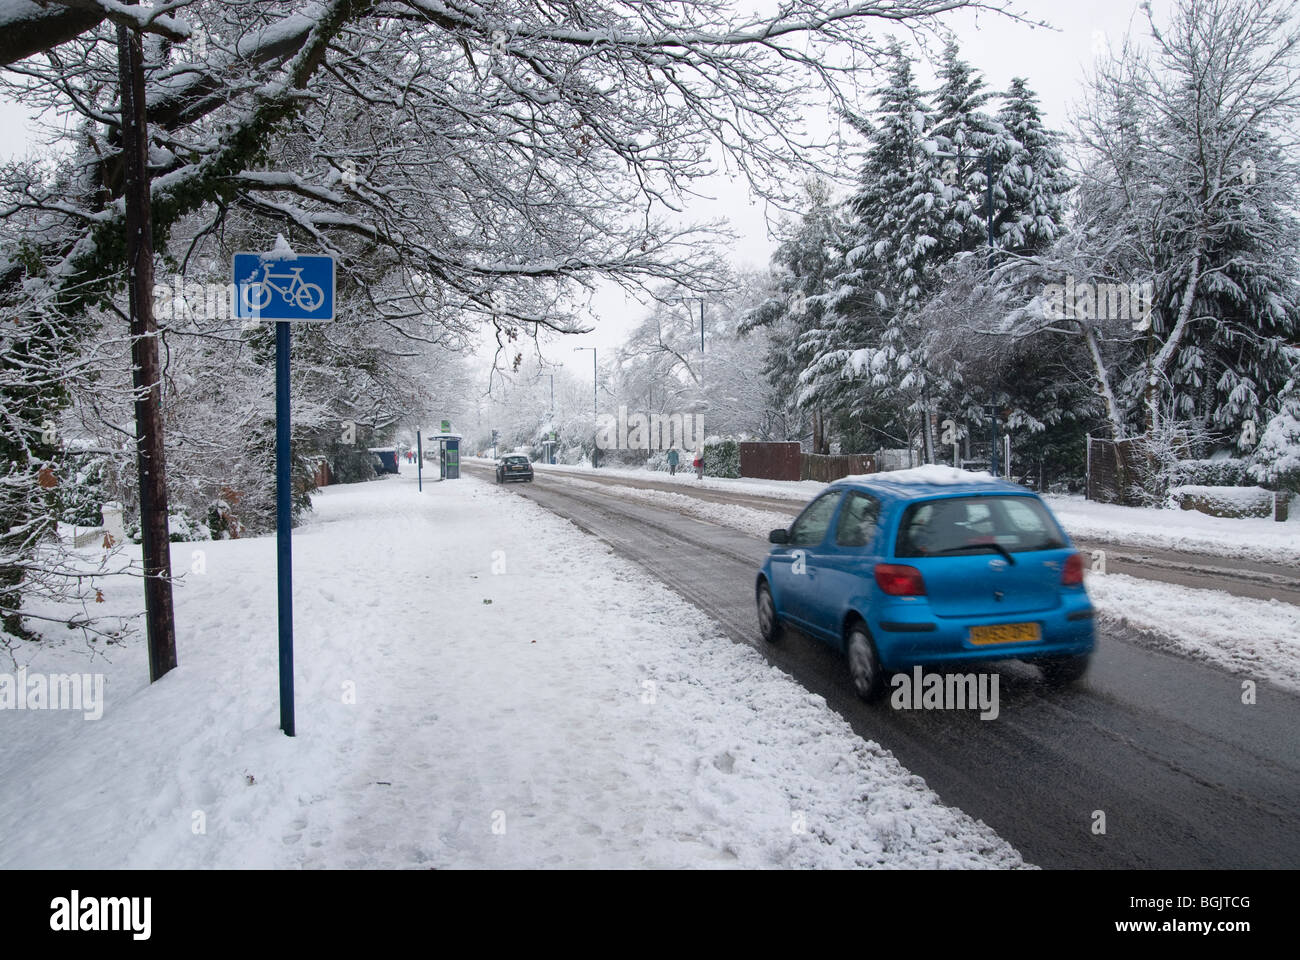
top-left (117, 15), bottom-right (177, 681)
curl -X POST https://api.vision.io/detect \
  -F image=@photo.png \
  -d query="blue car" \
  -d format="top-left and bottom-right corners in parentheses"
top-left (756, 468), bottom-right (1095, 701)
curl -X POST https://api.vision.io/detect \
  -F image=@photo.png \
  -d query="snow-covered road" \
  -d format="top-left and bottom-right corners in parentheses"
top-left (491, 461), bottom-right (1300, 686)
top-left (467, 461), bottom-right (1300, 869)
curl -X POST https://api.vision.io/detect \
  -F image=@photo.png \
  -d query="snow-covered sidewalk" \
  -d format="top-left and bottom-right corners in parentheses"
top-left (1043, 494), bottom-right (1300, 566)
top-left (0, 472), bottom-right (1024, 869)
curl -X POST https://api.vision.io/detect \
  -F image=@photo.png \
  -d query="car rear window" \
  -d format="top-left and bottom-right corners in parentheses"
top-left (894, 495), bottom-right (1067, 558)
top-left (505, 457), bottom-right (529, 464)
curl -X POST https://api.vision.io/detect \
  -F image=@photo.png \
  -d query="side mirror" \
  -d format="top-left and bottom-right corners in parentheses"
top-left (768, 528), bottom-right (790, 545)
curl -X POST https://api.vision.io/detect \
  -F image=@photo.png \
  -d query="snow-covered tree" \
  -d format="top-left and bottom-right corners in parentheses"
top-left (929, 42), bottom-right (1006, 258)
top-left (1076, 0), bottom-right (1300, 439)
top-left (805, 44), bottom-right (951, 459)
top-left (1249, 380), bottom-right (1300, 490)
top-left (740, 179), bottom-right (846, 451)
top-left (993, 77), bottom-right (1071, 255)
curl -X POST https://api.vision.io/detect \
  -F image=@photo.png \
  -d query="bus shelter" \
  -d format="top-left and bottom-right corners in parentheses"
top-left (426, 433), bottom-right (461, 479)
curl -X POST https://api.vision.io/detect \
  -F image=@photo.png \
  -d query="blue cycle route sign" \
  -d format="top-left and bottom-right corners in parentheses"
top-left (234, 252), bottom-right (335, 321)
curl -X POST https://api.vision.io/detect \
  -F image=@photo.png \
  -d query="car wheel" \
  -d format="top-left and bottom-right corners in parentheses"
top-left (1040, 654), bottom-right (1091, 687)
top-left (846, 623), bottom-right (886, 702)
top-left (756, 581), bottom-right (782, 643)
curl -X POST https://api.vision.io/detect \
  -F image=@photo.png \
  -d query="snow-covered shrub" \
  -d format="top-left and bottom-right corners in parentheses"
top-left (52, 449), bottom-right (111, 527)
top-left (126, 507), bottom-right (213, 543)
top-left (169, 511), bottom-right (212, 543)
top-left (1249, 395), bottom-right (1300, 492)
top-left (1169, 458), bottom-right (1250, 488)
top-left (557, 444), bottom-right (588, 466)
top-left (703, 438), bottom-right (741, 478)
top-left (1120, 422), bottom-right (1211, 505)
top-left (330, 445), bottom-right (382, 485)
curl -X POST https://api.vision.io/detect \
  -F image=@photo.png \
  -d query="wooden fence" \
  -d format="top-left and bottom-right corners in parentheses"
top-left (800, 453), bottom-right (878, 483)
top-left (738, 442), bottom-right (802, 481)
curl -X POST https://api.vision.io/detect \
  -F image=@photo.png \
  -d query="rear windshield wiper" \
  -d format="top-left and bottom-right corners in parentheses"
top-left (935, 542), bottom-right (1017, 565)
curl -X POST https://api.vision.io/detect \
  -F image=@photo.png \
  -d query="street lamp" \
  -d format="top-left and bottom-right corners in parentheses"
top-left (544, 362), bottom-right (564, 417)
top-left (982, 403), bottom-right (1001, 477)
top-left (668, 295), bottom-right (708, 408)
top-left (573, 346), bottom-right (597, 466)
top-left (572, 347), bottom-right (596, 420)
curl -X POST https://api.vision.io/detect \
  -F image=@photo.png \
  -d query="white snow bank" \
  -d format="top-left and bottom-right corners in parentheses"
top-left (469, 457), bottom-right (827, 501)
top-left (1089, 573), bottom-right (1300, 691)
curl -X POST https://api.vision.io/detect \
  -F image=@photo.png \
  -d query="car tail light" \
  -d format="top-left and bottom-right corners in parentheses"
top-left (1062, 552), bottom-right (1085, 585)
top-left (874, 564), bottom-right (926, 596)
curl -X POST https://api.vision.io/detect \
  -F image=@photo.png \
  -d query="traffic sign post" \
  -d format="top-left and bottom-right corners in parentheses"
top-left (234, 247), bottom-right (335, 737)
top-left (274, 320), bottom-right (295, 737)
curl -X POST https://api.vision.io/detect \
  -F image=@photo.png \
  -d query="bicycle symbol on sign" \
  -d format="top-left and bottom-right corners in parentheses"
top-left (241, 266), bottom-right (325, 313)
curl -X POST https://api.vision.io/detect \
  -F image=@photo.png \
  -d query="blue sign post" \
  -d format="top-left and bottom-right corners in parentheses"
top-left (235, 249), bottom-right (335, 737)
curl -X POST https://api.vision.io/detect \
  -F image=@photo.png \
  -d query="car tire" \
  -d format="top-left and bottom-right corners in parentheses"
top-left (756, 581), bottom-right (782, 643)
top-left (846, 623), bottom-right (886, 702)
top-left (1040, 654), bottom-right (1091, 687)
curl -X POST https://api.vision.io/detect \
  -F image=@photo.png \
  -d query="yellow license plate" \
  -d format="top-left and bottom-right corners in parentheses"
top-left (969, 622), bottom-right (1041, 645)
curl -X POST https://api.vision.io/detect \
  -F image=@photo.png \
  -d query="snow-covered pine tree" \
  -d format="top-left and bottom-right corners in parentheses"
top-left (932, 73), bottom-right (1077, 477)
top-left (1164, 126), bottom-right (1300, 448)
top-left (929, 42), bottom-right (1007, 259)
top-left (994, 77), bottom-right (1071, 255)
top-left (807, 44), bottom-right (946, 456)
top-left (1249, 380), bottom-right (1300, 491)
top-left (740, 178), bottom-right (845, 452)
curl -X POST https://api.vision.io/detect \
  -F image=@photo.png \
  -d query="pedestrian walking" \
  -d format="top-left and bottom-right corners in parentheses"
top-left (666, 447), bottom-right (679, 475)
top-left (693, 449), bottom-right (704, 480)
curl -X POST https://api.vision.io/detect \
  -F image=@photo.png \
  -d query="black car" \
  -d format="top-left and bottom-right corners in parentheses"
top-left (496, 455), bottom-right (534, 483)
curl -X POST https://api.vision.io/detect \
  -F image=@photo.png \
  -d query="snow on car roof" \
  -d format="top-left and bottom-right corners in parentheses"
top-left (833, 464), bottom-right (1023, 495)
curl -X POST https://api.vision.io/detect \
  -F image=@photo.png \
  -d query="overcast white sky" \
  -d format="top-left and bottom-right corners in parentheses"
top-left (0, 0), bottom-right (1176, 374)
